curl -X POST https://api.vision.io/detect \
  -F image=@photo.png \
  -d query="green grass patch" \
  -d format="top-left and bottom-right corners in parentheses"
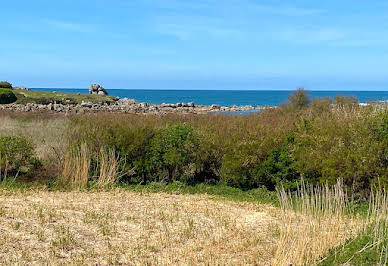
top-left (13, 89), bottom-right (114, 105)
top-left (318, 233), bottom-right (386, 266)
top-left (119, 181), bottom-right (279, 205)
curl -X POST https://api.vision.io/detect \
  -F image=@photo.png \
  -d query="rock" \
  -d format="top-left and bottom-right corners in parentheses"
top-left (13, 86), bottom-right (30, 91)
top-left (188, 102), bottom-right (195, 108)
top-left (118, 98), bottom-right (137, 105)
top-left (211, 104), bottom-right (221, 110)
top-left (81, 101), bottom-right (93, 108)
top-left (176, 102), bottom-right (183, 107)
top-left (89, 84), bottom-right (108, 95)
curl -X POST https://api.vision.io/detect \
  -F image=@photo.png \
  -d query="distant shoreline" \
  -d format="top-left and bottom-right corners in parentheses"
top-left (29, 88), bottom-right (388, 107)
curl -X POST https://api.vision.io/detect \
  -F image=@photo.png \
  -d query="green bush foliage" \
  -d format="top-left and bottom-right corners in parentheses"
top-left (67, 94), bottom-right (388, 196)
top-left (286, 88), bottom-right (311, 109)
top-left (0, 88), bottom-right (17, 104)
top-left (0, 81), bottom-right (12, 89)
top-left (0, 136), bottom-right (41, 177)
top-left (148, 124), bottom-right (200, 183)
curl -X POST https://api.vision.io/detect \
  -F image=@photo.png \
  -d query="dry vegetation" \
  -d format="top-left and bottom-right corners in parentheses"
top-left (0, 101), bottom-right (386, 265)
top-left (0, 189), bottom-right (281, 265)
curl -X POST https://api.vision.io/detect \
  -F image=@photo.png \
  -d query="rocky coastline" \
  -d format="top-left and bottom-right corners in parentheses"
top-left (0, 97), bottom-right (266, 115)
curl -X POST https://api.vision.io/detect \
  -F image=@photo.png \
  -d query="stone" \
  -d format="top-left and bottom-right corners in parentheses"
top-left (118, 98), bottom-right (137, 105)
top-left (89, 84), bottom-right (108, 95)
top-left (13, 86), bottom-right (30, 91)
top-left (81, 101), bottom-right (93, 108)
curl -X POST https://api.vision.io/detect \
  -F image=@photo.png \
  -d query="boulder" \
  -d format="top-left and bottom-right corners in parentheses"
top-left (211, 104), bottom-right (221, 110)
top-left (81, 101), bottom-right (93, 108)
top-left (118, 98), bottom-right (137, 105)
top-left (89, 84), bottom-right (108, 95)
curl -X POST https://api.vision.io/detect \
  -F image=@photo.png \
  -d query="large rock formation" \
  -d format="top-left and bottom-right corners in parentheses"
top-left (89, 84), bottom-right (108, 95)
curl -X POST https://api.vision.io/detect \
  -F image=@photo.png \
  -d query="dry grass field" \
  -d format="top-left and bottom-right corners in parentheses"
top-left (0, 189), bottom-right (281, 265)
top-left (0, 187), bottom-right (366, 265)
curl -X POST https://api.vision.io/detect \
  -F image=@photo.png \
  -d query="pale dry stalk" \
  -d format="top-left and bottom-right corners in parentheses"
top-left (274, 179), bottom-right (363, 265)
top-left (61, 143), bottom-right (90, 189)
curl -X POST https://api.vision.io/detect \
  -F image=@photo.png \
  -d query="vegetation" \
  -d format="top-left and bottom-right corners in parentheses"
top-left (67, 94), bottom-right (387, 197)
top-left (12, 89), bottom-right (114, 105)
top-left (0, 136), bottom-right (41, 179)
top-left (0, 81), bottom-right (12, 89)
top-left (0, 89), bottom-right (387, 264)
top-left (0, 88), bottom-right (17, 104)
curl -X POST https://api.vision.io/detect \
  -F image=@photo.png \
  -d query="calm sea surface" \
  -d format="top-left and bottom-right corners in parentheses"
top-left (32, 89), bottom-right (388, 107)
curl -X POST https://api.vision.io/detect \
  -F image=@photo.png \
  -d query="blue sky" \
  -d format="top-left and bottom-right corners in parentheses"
top-left (1, 0), bottom-right (388, 90)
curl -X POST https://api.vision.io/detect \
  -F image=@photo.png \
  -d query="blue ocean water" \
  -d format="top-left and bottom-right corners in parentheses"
top-left (32, 88), bottom-right (388, 107)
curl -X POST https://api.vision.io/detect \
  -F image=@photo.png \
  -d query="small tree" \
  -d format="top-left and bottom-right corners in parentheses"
top-left (287, 88), bottom-right (311, 109)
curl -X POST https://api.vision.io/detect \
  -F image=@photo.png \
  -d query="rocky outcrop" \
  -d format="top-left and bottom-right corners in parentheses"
top-left (89, 84), bottom-right (108, 95)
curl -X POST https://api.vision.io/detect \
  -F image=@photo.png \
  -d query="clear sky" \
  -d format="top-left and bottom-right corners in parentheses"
top-left (1, 0), bottom-right (388, 90)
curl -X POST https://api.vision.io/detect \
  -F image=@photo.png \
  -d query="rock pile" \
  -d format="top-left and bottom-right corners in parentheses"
top-left (13, 86), bottom-right (30, 91)
top-left (89, 84), bottom-right (108, 95)
top-left (0, 97), bottom-right (263, 115)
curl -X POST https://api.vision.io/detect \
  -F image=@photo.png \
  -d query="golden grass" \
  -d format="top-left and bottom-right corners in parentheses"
top-left (0, 189), bottom-right (281, 265)
top-left (0, 115), bottom-right (67, 161)
top-left (273, 180), bottom-right (364, 265)
top-left (367, 188), bottom-right (388, 265)
top-left (61, 143), bottom-right (90, 189)
top-left (96, 148), bottom-right (125, 188)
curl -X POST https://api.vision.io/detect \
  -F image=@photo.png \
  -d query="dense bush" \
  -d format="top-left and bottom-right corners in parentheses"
top-left (286, 88), bottom-right (311, 109)
top-left (0, 88), bottom-right (17, 104)
top-left (0, 136), bottom-right (41, 177)
top-left (148, 124), bottom-right (200, 183)
top-left (67, 92), bottom-right (388, 196)
top-left (0, 81), bottom-right (12, 89)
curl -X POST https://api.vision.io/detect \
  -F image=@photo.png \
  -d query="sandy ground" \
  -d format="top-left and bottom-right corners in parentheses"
top-left (0, 189), bottom-right (281, 265)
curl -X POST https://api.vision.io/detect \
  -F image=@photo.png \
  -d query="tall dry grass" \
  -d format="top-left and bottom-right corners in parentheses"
top-left (273, 180), bottom-right (363, 265)
top-left (96, 148), bottom-right (129, 188)
top-left (61, 143), bottom-right (90, 189)
top-left (367, 187), bottom-right (388, 265)
top-left (61, 145), bottom-right (126, 189)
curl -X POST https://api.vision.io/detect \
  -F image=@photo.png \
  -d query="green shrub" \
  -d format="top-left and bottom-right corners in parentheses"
top-left (0, 81), bottom-right (12, 89)
top-left (333, 95), bottom-right (359, 108)
top-left (253, 137), bottom-right (300, 190)
top-left (286, 88), bottom-right (311, 109)
top-left (0, 88), bottom-right (17, 104)
top-left (0, 136), bottom-right (41, 177)
top-left (66, 96), bottom-right (387, 197)
top-left (148, 124), bottom-right (200, 183)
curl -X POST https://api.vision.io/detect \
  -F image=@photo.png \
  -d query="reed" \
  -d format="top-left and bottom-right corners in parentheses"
top-left (367, 187), bottom-right (388, 265)
top-left (96, 148), bottom-right (120, 188)
top-left (274, 179), bottom-right (363, 265)
top-left (61, 143), bottom-right (90, 189)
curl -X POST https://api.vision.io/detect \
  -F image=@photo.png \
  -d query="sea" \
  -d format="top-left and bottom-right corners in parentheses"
top-left (31, 89), bottom-right (388, 107)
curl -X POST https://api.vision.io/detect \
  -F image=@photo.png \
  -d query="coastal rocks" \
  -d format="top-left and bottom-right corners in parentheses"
top-left (89, 84), bottom-right (108, 95)
top-left (81, 101), bottom-right (93, 108)
top-left (13, 86), bottom-right (30, 91)
top-left (0, 98), bottom-right (269, 115)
